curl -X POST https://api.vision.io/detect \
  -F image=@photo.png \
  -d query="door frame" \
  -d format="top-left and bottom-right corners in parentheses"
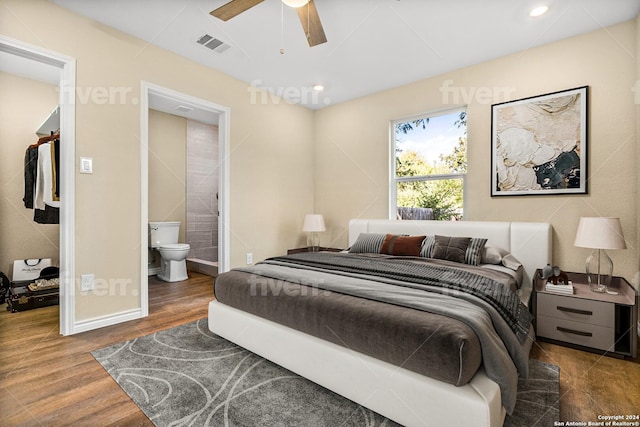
top-left (0, 35), bottom-right (77, 335)
top-left (139, 81), bottom-right (230, 316)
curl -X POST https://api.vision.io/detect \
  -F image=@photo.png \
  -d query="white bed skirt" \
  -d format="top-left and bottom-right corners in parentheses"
top-left (209, 300), bottom-right (506, 427)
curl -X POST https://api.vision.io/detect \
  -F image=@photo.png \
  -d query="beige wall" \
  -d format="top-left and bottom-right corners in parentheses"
top-left (148, 110), bottom-right (187, 242)
top-left (147, 110), bottom-right (187, 271)
top-left (315, 20), bottom-right (638, 283)
top-left (0, 72), bottom-right (59, 277)
top-left (1, 0), bottom-right (315, 323)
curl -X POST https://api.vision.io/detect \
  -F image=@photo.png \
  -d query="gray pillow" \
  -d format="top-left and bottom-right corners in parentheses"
top-left (420, 235), bottom-right (436, 258)
top-left (349, 233), bottom-right (387, 254)
top-left (433, 235), bottom-right (471, 264)
top-left (465, 237), bottom-right (488, 266)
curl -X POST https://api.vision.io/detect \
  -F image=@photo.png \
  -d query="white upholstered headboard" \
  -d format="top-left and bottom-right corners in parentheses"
top-left (349, 219), bottom-right (552, 289)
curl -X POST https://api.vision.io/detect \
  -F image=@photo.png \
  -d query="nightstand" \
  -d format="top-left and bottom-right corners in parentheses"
top-left (532, 270), bottom-right (638, 358)
top-left (287, 247), bottom-right (343, 255)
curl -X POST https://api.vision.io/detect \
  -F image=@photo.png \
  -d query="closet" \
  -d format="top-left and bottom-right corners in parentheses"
top-left (24, 106), bottom-right (60, 224)
top-left (0, 69), bottom-right (61, 278)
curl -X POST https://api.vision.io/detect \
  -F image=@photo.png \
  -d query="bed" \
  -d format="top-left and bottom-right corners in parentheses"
top-left (208, 219), bottom-right (552, 427)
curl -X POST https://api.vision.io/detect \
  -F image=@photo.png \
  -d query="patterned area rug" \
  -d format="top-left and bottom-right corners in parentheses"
top-left (92, 319), bottom-right (559, 426)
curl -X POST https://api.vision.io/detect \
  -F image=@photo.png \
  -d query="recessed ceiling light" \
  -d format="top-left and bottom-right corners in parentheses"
top-left (313, 84), bottom-right (324, 91)
top-left (282, 0), bottom-right (309, 8)
top-left (530, 5), bottom-right (550, 17)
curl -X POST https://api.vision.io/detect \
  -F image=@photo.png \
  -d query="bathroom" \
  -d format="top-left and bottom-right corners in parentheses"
top-left (148, 107), bottom-right (219, 281)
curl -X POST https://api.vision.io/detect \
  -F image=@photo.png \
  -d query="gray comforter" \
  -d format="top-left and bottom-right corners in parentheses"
top-left (236, 252), bottom-right (534, 414)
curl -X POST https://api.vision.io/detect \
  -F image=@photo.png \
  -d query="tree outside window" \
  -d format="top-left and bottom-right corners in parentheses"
top-left (392, 110), bottom-right (467, 221)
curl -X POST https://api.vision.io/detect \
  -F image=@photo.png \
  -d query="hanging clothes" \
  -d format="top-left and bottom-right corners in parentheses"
top-left (23, 146), bottom-right (38, 209)
top-left (52, 139), bottom-right (59, 201)
top-left (34, 142), bottom-right (60, 210)
top-left (24, 133), bottom-right (60, 224)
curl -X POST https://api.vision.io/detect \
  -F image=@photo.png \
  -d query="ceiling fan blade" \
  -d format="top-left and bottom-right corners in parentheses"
top-left (210, 0), bottom-right (265, 21)
top-left (296, 0), bottom-right (327, 47)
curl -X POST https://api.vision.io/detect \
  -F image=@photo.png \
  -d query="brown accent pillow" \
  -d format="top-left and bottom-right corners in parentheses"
top-left (433, 235), bottom-right (471, 264)
top-left (380, 234), bottom-right (426, 257)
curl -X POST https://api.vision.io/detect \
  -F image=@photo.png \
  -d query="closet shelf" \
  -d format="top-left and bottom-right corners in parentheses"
top-left (36, 105), bottom-right (60, 137)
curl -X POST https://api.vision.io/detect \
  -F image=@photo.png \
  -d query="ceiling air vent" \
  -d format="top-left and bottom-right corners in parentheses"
top-left (196, 34), bottom-right (231, 54)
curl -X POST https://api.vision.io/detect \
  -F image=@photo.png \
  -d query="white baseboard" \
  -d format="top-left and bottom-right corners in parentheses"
top-left (73, 308), bottom-right (143, 334)
top-left (148, 267), bottom-right (161, 276)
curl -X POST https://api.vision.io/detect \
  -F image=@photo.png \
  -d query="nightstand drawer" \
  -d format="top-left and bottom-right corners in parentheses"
top-left (537, 293), bottom-right (613, 327)
top-left (536, 315), bottom-right (614, 351)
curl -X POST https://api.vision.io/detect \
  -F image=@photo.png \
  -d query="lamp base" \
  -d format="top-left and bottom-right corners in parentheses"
top-left (307, 232), bottom-right (319, 252)
top-left (585, 248), bottom-right (613, 293)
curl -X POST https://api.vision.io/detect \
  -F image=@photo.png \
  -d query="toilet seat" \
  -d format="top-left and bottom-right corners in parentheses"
top-left (159, 243), bottom-right (190, 251)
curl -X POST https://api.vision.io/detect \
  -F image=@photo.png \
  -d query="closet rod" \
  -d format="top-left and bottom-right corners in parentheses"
top-left (36, 132), bottom-right (60, 144)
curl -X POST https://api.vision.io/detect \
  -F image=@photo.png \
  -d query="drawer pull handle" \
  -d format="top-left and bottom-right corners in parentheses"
top-left (557, 306), bottom-right (592, 316)
top-left (556, 326), bottom-right (592, 337)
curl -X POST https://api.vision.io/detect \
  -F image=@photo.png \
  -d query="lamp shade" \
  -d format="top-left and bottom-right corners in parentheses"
top-left (302, 214), bottom-right (325, 232)
top-left (574, 217), bottom-right (626, 250)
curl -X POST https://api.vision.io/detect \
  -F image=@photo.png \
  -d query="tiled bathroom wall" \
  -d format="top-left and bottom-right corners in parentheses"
top-left (186, 120), bottom-right (218, 262)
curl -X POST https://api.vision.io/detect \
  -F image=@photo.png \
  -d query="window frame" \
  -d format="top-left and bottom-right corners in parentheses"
top-left (389, 107), bottom-right (467, 220)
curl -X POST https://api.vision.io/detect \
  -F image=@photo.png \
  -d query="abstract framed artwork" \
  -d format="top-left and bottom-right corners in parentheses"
top-left (491, 86), bottom-right (588, 196)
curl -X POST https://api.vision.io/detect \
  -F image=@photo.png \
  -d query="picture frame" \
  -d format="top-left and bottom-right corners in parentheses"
top-left (491, 86), bottom-right (588, 196)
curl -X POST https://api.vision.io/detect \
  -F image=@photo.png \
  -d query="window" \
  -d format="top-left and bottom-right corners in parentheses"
top-left (391, 109), bottom-right (467, 221)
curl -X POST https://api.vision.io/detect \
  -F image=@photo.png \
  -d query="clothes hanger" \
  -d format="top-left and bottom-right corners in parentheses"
top-left (35, 131), bottom-right (60, 146)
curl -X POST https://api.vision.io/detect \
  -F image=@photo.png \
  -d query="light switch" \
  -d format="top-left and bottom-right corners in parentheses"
top-left (80, 157), bottom-right (93, 174)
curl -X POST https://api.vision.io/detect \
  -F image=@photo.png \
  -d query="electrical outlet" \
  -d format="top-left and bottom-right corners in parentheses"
top-left (81, 273), bottom-right (95, 291)
top-left (246, 253), bottom-right (253, 265)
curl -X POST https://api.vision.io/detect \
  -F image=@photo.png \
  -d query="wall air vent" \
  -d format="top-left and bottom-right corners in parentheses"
top-left (196, 34), bottom-right (231, 54)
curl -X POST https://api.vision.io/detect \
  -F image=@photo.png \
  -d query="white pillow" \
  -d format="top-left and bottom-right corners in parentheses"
top-left (481, 246), bottom-right (508, 265)
top-left (501, 254), bottom-right (522, 271)
top-left (481, 246), bottom-right (522, 271)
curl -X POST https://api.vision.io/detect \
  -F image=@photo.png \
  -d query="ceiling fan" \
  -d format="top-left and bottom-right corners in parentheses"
top-left (210, 0), bottom-right (327, 47)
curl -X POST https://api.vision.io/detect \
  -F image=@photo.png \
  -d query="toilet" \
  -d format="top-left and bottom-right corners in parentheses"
top-left (149, 221), bottom-right (190, 282)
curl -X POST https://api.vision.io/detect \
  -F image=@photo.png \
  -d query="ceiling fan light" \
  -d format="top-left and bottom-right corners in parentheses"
top-left (282, 0), bottom-right (310, 8)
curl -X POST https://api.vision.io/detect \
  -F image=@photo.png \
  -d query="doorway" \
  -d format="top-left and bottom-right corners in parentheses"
top-left (0, 35), bottom-right (77, 335)
top-left (140, 82), bottom-right (230, 317)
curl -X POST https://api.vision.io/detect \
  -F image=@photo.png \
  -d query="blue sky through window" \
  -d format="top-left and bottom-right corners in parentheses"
top-left (396, 111), bottom-right (465, 166)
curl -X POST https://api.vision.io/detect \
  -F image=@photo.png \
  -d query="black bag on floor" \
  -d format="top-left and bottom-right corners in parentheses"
top-left (0, 271), bottom-right (9, 304)
top-left (7, 285), bottom-right (59, 312)
top-left (5, 266), bottom-right (60, 312)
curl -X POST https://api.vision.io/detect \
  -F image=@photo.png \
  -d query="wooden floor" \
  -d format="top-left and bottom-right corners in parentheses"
top-left (1, 272), bottom-right (638, 426)
top-left (0, 273), bottom-right (214, 426)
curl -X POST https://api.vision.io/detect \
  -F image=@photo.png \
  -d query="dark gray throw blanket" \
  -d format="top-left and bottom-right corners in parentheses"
top-left (239, 252), bottom-right (534, 414)
top-left (268, 252), bottom-right (533, 343)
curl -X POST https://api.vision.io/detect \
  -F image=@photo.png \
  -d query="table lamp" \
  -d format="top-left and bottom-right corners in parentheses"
top-left (573, 217), bottom-right (626, 293)
top-left (302, 214), bottom-right (325, 252)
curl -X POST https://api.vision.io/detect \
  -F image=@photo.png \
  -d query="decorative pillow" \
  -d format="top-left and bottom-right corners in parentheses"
top-left (420, 235), bottom-right (436, 258)
top-left (348, 233), bottom-right (387, 254)
top-left (481, 246), bottom-right (509, 265)
top-left (380, 234), bottom-right (426, 257)
top-left (501, 254), bottom-right (523, 271)
top-left (433, 235), bottom-right (471, 264)
top-left (464, 237), bottom-right (488, 266)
